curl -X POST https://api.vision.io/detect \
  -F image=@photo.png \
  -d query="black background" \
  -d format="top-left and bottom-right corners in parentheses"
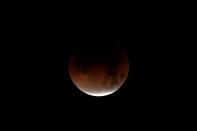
top-left (23, 23), bottom-right (173, 128)
top-left (3, 3), bottom-right (187, 129)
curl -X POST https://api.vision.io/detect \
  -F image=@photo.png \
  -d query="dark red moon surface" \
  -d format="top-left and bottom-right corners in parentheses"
top-left (68, 46), bottom-right (129, 97)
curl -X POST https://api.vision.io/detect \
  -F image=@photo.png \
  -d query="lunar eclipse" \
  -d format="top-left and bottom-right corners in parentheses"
top-left (68, 42), bottom-right (129, 97)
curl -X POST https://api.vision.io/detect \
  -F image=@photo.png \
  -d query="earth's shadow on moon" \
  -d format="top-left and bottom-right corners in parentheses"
top-left (68, 41), bottom-right (129, 97)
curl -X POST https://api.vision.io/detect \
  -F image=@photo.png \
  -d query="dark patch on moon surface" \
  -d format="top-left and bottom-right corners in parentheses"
top-left (105, 65), bottom-right (119, 77)
top-left (120, 72), bottom-right (125, 79)
top-left (110, 77), bottom-right (119, 87)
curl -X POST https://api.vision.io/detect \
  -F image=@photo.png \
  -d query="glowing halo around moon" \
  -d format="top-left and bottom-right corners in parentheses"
top-left (68, 48), bottom-right (129, 97)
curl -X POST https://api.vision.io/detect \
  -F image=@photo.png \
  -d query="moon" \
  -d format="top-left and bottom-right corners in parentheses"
top-left (68, 45), bottom-right (129, 97)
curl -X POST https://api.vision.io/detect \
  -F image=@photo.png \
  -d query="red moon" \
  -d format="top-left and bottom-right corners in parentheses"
top-left (68, 48), bottom-right (129, 97)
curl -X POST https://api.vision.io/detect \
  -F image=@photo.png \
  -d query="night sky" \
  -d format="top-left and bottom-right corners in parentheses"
top-left (15, 25), bottom-right (174, 128)
top-left (34, 34), bottom-right (170, 126)
top-left (6, 5), bottom-right (184, 129)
